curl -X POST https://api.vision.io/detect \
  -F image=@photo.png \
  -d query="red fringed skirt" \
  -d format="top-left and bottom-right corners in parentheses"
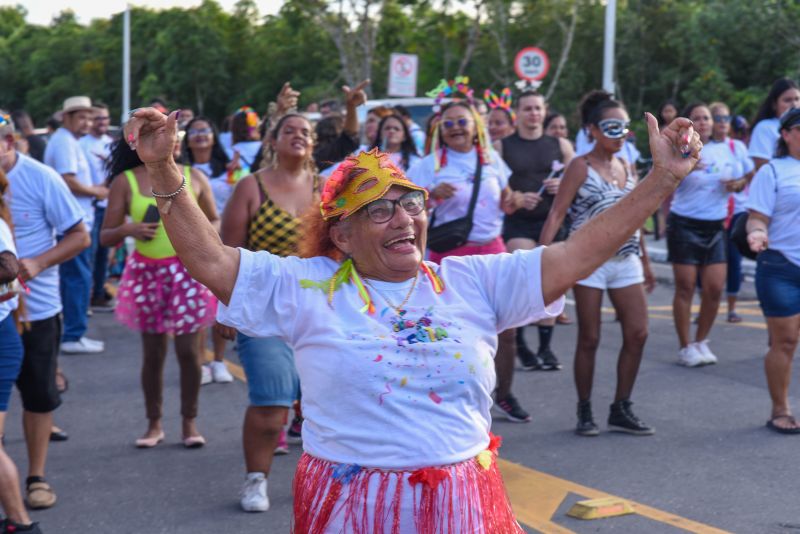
top-left (292, 434), bottom-right (522, 534)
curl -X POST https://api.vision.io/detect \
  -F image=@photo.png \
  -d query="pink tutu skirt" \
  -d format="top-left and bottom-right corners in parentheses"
top-left (115, 251), bottom-right (216, 335)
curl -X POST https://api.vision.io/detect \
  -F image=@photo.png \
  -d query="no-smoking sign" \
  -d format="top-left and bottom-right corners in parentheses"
top-left (514, 47), bottom-right (550, 82)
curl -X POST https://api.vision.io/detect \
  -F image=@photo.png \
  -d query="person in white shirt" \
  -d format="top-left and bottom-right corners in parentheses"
top-left (44, 96), bottom-right (107, 354)
top-left (124, 106), bottom-right (701, 531)
top-left (2, 110), bottom-right (90, 510)
top-left (746, 107), bottom-right (800, 434)
top-left (79, 102), bottom-right (115, 311)
top-left (667, 102), bottom-right (752, 368)
top-left (372, 114), bottom-right (421, 172)
top-left (749, 78), bottom-right (800, 171)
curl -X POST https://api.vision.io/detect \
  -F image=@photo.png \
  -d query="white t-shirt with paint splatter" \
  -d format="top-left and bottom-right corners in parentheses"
top-left (217, 247), bottom-right (562, 469)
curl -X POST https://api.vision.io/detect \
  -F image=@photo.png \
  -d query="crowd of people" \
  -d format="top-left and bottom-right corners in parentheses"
top-left (0, 72), bottom-right (796, 532)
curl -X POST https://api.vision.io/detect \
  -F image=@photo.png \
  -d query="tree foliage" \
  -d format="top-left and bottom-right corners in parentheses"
top-left (1, 0), bottom-right (799, 128)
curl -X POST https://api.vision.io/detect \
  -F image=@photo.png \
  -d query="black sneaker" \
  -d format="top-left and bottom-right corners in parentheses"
top-left (2, 519), bottom-right (43, 533)
top-left (608, 400), bottom-right (655, 436)
top-left (517, 344), bottom-right (542, 371)
top-left (576, 400), bottom-right (599, 436)
top-left (492, 393), bottom-right (532, 423)
top-left (537, 348), bottom-right (562, 371)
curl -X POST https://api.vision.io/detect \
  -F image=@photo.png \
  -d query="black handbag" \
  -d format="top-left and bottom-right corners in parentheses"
top-left (730, 162), bottom-right (776, 261)
top-left (426, 153), bottom-right (483, 253)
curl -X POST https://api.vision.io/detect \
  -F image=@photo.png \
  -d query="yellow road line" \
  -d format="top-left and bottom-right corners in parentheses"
top-left (499, 459), bottom-right (731, 533)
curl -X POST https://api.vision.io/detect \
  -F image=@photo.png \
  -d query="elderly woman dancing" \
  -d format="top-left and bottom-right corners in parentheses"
top-left (124, 108), bottom-right (700, 533)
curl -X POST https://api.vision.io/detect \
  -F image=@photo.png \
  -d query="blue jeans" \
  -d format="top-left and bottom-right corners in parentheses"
top-left (58, 237), bottom-right (92, 342)
top-left (726, 212), bottom-right (745, 296)
top-left (92, 206), bottom-right (110, 299)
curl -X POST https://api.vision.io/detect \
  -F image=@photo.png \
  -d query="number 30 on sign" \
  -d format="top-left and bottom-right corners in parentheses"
top-left (514, 47), bottom-right (550, 82)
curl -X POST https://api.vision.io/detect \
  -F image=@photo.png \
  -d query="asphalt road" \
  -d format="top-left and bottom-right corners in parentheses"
top-left (6, 262), bottom-right (798, 534)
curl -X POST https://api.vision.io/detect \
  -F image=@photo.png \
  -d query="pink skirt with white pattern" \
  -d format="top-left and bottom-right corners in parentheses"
top-left (115, 251), bottom-right (216, 335)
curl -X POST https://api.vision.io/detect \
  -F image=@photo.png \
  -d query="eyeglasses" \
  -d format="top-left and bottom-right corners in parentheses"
top-left (187, 127), bottom-right (213, 137)
top-left (364, 190), bottom-right (425, 223)
top-left (94, 116), bottom-right (110, 122)
top-left (598, 119), bottom-right (630, 139)
top-left (713, 115), bottom-right (731, 123)
top-left (442, 118), bottom-right (472, 130)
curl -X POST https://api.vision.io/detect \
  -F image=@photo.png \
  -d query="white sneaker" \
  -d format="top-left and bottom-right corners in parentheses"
top-left (61, 337), bottom-right (105, 354)
top-left (694, 340), bottom-right (718, 365)
top-left (240, 473), bottom-right (269, 512)
top-left (201, 364), bottom-right (213, 385)
top-left (677, 344), bottom-right (705, 367)
top-left (211, 361), bottom-right (234, 383)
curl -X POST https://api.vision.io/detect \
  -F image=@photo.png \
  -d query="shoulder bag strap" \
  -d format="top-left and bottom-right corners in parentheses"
top-left (463, 151), bottom-right (483, 222)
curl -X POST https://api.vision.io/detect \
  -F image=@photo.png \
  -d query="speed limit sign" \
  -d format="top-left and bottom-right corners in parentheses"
top-left (514, 47), bottom-right (550, 82)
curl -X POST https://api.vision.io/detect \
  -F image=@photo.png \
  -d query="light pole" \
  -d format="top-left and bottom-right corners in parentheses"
top-left (602, 0), bottom-right (616, 95)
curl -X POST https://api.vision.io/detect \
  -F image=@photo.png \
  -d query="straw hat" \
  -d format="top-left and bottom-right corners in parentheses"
top-left (62, 96), bottom-right (93, 114)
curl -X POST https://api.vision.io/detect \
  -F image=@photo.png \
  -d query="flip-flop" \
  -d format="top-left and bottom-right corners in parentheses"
top-left (766, 415), bottom-right (800, 435)
top-left (135, 431), bottom-right (165, 448)
top-left (727, 312), bottom-right (743, 323)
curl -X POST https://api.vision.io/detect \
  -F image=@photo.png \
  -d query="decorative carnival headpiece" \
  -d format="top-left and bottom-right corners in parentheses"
top-left (514, 79), bottom-right (543, 92)
top-left (483, 88), bottom-right (516, 123)
top-left (320, 148), bottom-right (428, 220)
top-left (235, 106), bottom-right (260, 136)
top-left (424, 76), bottom-right (490, 171)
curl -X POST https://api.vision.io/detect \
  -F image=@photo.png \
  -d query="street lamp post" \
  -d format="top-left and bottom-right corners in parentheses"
top-left (602, 0), bottom-right (616, 95)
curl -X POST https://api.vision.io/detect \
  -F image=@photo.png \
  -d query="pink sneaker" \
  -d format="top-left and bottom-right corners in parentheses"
top-left (274, 429), bottom-right (289, 455)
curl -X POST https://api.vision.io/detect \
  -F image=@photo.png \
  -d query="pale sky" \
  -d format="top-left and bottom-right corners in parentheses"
top-left (6, 0), bottom-right (284, 26)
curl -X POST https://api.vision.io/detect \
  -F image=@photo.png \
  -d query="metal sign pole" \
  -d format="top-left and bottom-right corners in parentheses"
top-left (122, 4), bottom-right (131, 124)
top-left (602, 0), bottom-right (616, 95)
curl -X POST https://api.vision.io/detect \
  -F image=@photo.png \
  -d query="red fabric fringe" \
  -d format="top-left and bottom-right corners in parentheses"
top-left (292, 445), bottom-right (522, 533)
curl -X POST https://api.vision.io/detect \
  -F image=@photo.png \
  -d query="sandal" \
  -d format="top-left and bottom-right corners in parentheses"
top-left (135, 431), bottom-right (165, 448)
top-left (183, 435), bottom-right (206, 449)
top-left (766, 415), bottom-right (800, 435)
top-left (26, 478), bottom-right (57, 509)
top-left (55, 370), bottom-right (69, 394)
top-left (727, 311), bottom-right (743, 323)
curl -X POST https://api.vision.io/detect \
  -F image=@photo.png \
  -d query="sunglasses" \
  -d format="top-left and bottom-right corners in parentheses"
top-left (598, 119), bottom-right (630, 139)
top-left (364, 190), bottom-right (426, 223)
top-left (713, 115), bottom-right (731, 123)
top-left (187, 127), bottom-right (213, 137)
top-left (442, 118), bottom-right (472, 130)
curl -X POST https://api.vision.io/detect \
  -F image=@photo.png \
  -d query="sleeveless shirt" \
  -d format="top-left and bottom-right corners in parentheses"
top-left (246, 175), bottom-right (316, 256)
top-left (502, 133), bottom-right (564, 222)
top-left (567, 158), bottom-right (640, 257)
top-left (124, 166), bottom-right (193, 259)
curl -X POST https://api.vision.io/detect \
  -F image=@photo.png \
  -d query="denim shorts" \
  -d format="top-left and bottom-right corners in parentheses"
top-left (755, 250), bottom-right (800, 318)
top-left (237, 332), bottom-right (299, 407)
top-left (666, 213), bottom-right (727, 265)
top-left (0, 314), bottom-right (24, 412)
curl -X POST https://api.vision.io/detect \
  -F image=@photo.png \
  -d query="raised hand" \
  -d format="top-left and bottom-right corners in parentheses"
top-left (125, 108), bottom-right (179, 165)
top-left (276, 82), bottom-right (301, 113)
top-left (646, 112), bottom-right (701, 184)
top-left (343, 79), bottom-right (370, 109)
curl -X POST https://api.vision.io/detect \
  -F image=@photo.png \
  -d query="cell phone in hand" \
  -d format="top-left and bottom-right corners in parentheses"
top-left (142, 204), bottom-right (161, 224)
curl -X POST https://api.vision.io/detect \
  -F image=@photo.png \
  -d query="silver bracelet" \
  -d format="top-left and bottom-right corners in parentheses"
top-left (151, 176), bottom-right (186, 215)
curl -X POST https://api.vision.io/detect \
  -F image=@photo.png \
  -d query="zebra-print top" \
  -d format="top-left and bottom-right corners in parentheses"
top-left (567, 158), bottom-right (640, 257)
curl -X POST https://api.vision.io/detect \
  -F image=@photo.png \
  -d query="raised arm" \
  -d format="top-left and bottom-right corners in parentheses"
top-left (125, 109), bottom-right (240, 305)
top-left (540, 113), bottom-right (701, 304)
top-left (538, 157), bottom-right (587, 246)
top-left (342, 80), bottom-right (369, 138)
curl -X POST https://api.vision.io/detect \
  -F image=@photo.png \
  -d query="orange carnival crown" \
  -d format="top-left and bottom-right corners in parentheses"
top-left (320, 148), bottom-right (428, 220)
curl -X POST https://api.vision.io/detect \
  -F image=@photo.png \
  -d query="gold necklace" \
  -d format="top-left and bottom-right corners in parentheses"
top-left (363, 272), bottom-right (419, 315)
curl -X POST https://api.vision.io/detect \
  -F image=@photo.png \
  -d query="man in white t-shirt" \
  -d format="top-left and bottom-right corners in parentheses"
top-left (44, 96), bottom-right (109, 354)
top-left (1, 111), bottom-right (90, 509)
top-left (79, 102), bottom-right (115, 312)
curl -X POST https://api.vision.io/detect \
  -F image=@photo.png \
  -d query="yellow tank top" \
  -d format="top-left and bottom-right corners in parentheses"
top-left (125, 167), bottom-right (193, 259)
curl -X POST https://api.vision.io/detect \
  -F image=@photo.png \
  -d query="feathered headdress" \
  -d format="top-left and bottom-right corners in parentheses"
top-left (483, 88), bottom-right (516, 123)
top-left (424, 76), bottom-right (490, 171)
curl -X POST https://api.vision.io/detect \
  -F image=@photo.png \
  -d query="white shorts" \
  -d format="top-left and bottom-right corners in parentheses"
top-left (577, 254), bottom-right (644, 290)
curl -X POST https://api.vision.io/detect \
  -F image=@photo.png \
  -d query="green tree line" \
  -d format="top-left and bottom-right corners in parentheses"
top-left (1, 0), bottom-right (799, 131)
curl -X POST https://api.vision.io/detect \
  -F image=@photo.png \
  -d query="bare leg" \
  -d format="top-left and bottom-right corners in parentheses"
top-left (22, 411), bottom-right (51, 479)
top-left (140, 333), bottom-right (168, 438)
top-left (573, 285), bottom-right (604, 402)
top-left (764, 315), bottom-right (800, 425)
top-left (174, 333), bottom-right (203, 438)
top-left (0, 413), bottom-right (31, 525)
top-left (672, 263), bottom-right (698, 348)
top-left (695, 263), bottom-right (726, 342)
top-left (495, 330), bottom-right (516, 400)
top-left (213, 329), bottom-right (227, 362)
top-left (608, 283), bottom-right (649, 401)
top-left (243, 406), bottom-right (289, 475)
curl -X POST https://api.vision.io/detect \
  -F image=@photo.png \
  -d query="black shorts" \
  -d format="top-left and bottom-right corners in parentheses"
top-left (17, 314), bottom-right (62, 413)
top-left (502, 217), bottom-right (568, 243)
top-left (666, 212), bottom-right (727, 265)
